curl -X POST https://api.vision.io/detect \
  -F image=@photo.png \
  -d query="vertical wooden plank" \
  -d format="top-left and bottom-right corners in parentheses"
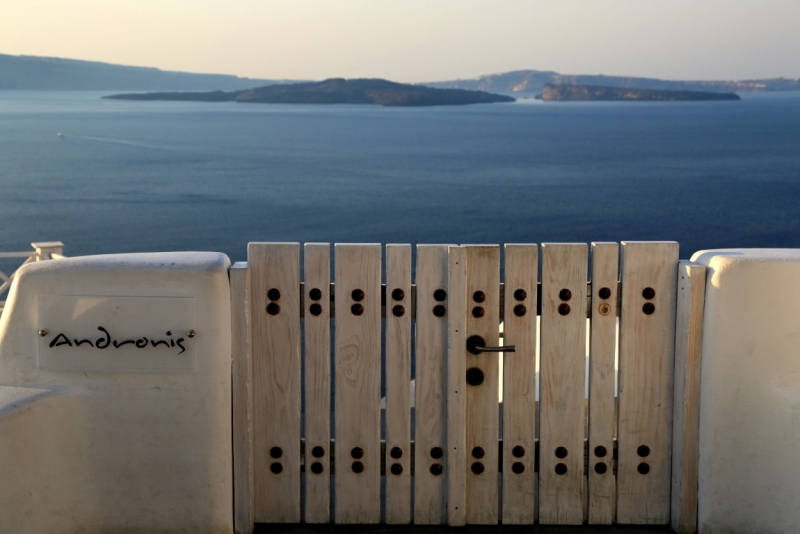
top-left (588, 242), bottom-right (619, 524)
top-left (671, 260), bottom-right (706, 534)
top-left (304, 244), bottom-right (331, 524)
top-left (539, 243), bottom-right (588, 525)
top-left (414, 245), bottom-right (450, 524)
top-left (502, 244), bottom-right (538, 525)
top-left (334, 244), bottom-right (381, 524)
top-left (617, 241), bottom-right (679, 524)
top-left (231, 262), bottom-right (254, 534)
top-left (385, 244), bottom-right (412, 524)
top-left (248, 243), bottom-right (301, 523)
top-left (446, 246), bottom-right (467, 526)
top-left (464, 245), bottom-right (500, 524)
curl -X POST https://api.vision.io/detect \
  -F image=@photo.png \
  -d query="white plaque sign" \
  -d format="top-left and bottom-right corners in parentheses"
top-left (38, 295), bottom-right (196, 372)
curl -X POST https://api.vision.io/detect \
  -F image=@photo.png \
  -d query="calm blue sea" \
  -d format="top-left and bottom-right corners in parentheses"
top-left (1, 90), bottom-right (799, 263)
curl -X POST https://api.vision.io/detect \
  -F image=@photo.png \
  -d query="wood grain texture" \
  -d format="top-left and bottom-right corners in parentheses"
top-left (539, 243), bottom-right (588, 525)
top-left (303, 244), bottom-right (331, 524)
top-left (414, 245), bottom-right (450, 524)
top-left (671, 261), bottom-right (706, 534)
top-left (384, 244), bottom-right (412, 524)
top-left (617, 241), bottom-right (679, 525)
top-left (588, 243), bottom-right (619, 524)
top-left (501, 244), bottom-right (538, 525)
top-left (464, 245), bottom-right (500, 524)
top-left (446, 246), bottom-right (467, 526)
top-left (231, 262), bottom-right (254, 534)
top-left (248, 243), bottom-right (302, 523)
top-left (334, 244), bottom-right (382, 524)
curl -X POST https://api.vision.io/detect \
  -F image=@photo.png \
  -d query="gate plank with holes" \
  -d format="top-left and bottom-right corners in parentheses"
top-left (384, 244), bottom-right (412, 524)
top-left (463, 245), bottom-right (501, 525)
top-left (248, 243), bottom-right (302, 523)
top-left (303, 243), bottom-right (331, 523)
top-left (334, 244), bottom-right (381, 524)
top-left (587, 242), bottom-right (619, 524)
top-left (501, 244), bottom-right (538, 525)
top-left (617, 241), bottom-right (679, 524)
top-left (414, 245), bottom-right (450, 524)
top-left (539, 243), bottom-right (588, 525)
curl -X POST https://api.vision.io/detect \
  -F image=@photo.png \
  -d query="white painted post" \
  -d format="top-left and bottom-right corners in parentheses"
top-left (31, 241), bottom-right (64, 260)
top-left (691, 249), bottom-right (800, 534)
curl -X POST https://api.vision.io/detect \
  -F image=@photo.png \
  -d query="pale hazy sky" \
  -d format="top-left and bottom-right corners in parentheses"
top-left (2, 0), bottom-right (798, 82)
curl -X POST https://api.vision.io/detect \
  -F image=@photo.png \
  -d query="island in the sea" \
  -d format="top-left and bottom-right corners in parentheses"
top-left (536, 83), bottom-right (741, 102)
top-left (104, 78), bottom-right (515, 107)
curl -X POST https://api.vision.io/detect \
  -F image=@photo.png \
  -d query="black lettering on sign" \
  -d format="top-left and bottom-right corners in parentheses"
top-left (48, 327), bottom-right (190, 356)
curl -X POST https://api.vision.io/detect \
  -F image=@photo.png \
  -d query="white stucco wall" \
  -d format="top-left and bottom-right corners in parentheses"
top-left (692, 249), bottom-right (800, 534)
top-left (0, 252), bottom-right (233, 534)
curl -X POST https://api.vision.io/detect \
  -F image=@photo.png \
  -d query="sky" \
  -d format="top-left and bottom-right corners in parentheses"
top-left (1, 0), bottom-right (798, 83)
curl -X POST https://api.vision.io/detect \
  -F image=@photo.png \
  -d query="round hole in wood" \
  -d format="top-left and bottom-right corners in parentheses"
top-left (466, 368), bottom-right (484, 386)
top-left (270, 446), bottom-right (282, 459)
top-left (267, 303), bottom-right (280, 315)
top-left (637, 462), bottom-right (650, 475)
top-left (598, 287), bottom-right (612, 299)
top-left (309, 288), bottom-right (322, 301)
top-left (430, 463), bottom-right (443, 476)
top-left (559, 288), bottom-right (572, 301)
top-left (637, 445), bottom-right (650, 457)
top-left (471, 446), bottom-right (485, 459)
top-left (312, 446), bottom-right (325, 458)
top-left (311, 462), bottom-right (323, 474)
top-left (555, 446), bottom-right (568, 459)
top-left (268, 288), bottom-right (281, 301)
top-left (642, 287), bottom-right (656, 300)
top-left (471, 462), bottom-right (484, 475)
top-left (594, 445), bottom-right (607, 458)
top-left (512, 462), bottom-right (525, 474)
top-left (390, 463), bottom-right (403, 475)
top-left (392, 305), bottom-right (405, 317)
top-left (434, 289), bottom-right (447, 301)
top-left (555, 463), bottom-right (568, 475)
top-left (472, 306), bottom-right (485, 318)
top-left (472, 291), bottom-right (486, 303)
top-left (270, 462), bottom-right (282, 474)
top-left (558, 303), bottom-right (570, 316)
top-left (351, 447), bottom-right (364, 459)
top-left (430, 447), bottom-right (444, 459)
top-left (351, 289), bottom-right (365, 302)
top-left (642, 303), bottom-right (655, 315)
top-left (512, 446), bottom-right (525, 458)
top-left (514, 289), bottom-right (527, 301)
top-left (433, 305), bottom-right (446, 317)
top-left (352, 461), bottom-right (364, 473)
top-left (391, 288), bottom-right (405, 301)
top-left (594, 462), bottom-right (607, 475)
top-left (351, 303), bottom-right (364, 316)
top-left (513, 304), bottom-right (526, 317)
top-left (309, 303), bottom-right (322, 316)
top-left (390, 446), bottom-right (403, 459)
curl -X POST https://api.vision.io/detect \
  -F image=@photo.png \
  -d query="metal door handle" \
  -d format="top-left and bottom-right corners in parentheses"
top-left (467, 335), bottom-right (516, 355)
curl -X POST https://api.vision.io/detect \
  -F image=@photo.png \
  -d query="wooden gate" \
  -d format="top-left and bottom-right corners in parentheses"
top-left (230, 242), bottom-right (704, 533)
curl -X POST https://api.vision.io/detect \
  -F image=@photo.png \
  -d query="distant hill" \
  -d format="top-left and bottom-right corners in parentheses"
top-left (105, 78), bottom-right (515, 107)
top-left (424, 69), bottom-right (800, 94)
top-left (537, 83), bottom-right (741, 102)
top-left (0, 54), bottom-right (301, 91)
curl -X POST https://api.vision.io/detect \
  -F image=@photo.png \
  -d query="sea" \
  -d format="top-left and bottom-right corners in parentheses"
top-left (1, 90), bottom-right (800, 265)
